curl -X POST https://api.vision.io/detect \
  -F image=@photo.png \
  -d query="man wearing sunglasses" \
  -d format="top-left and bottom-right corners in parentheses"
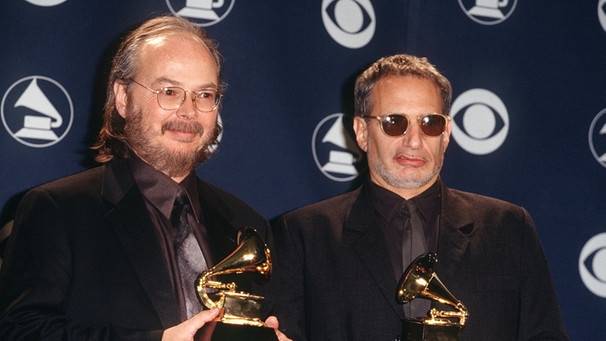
top-left (270, 54), bottom-right (568, 340)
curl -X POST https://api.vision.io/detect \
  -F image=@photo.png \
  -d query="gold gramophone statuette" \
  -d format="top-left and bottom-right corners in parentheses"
top-left (397, 252), bottom-right (468, 341)
top-left (195, 226), bottom-right (277, 341)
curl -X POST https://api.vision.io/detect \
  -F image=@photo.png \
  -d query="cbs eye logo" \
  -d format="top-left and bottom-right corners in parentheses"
top-left (321, 0), bottom-right (376, 49)
top-left (25, 0), bottom-right (67, 6)
top-left (599, 0), bottom-right (606, 32)
top-left (579, 233), bottom-right (606, 298)
top-left (450, 88), bottom-right (509, 155)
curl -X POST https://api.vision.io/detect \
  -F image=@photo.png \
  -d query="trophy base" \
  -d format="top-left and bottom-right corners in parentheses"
top-left (402, 319), bottom-right (462, 341)
top-left (196, 321), bottom-right (278, 341)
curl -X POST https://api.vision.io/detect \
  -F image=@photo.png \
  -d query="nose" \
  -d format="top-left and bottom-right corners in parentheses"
top-left (402, 118), bottom-right (423, 148)
top-left (176, 91), bottom-right (198, 119)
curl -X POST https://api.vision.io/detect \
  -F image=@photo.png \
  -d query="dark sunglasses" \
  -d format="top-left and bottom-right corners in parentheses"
top-left (360, 113), bottom-right (451, 137)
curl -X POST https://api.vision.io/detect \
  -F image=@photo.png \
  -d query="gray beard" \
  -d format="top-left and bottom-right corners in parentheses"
top-left (371, 157), bottom-right (442, 190)
top-left (124, 108), bottom-right (220, 179)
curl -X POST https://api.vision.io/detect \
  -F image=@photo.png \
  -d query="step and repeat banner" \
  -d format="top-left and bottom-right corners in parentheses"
top-left (1, 1), bottom-right (605, 339)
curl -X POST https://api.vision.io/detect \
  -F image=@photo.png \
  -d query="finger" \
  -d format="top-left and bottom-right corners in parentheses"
top-left (264, 315), bottom-right (279, 329)
top-left (193, 308), bottom-right (221, 326)
top-left (275, 330), bottom-right (292, 341)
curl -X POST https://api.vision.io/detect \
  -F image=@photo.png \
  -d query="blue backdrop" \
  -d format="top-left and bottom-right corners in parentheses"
top-left (1, 1), bottom-right (605, 339)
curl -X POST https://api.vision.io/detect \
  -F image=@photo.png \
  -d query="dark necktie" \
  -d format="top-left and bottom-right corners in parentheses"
top-left (171, 189), bottom-right (207, 318)
top-left (402, 200), bottom-right (430, 319)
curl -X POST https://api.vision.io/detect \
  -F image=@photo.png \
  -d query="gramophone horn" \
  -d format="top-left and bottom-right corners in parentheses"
top-left (196, 226), bottom-right (271, 310)
top-left (397, 252), bottom-right (438, 304)
top-left (397, 252), bottom-right (468, 323)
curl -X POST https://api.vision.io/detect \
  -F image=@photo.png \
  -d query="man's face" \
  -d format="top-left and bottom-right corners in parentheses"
top-left (114, 34), bottom-right (220, 180)
top-left (353, 75), bottom-right (451, 199)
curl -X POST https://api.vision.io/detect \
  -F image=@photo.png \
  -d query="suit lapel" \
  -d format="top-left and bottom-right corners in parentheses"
top-left (102, 160), bottom-right (181, 328)
top-left (344, 186), bottom-right (404, 318)
top-left (196, 181), bottom-right (239, 266)
top-left (342, 182), bottom-right (474, 317)
top-left (436, 183), bottom-right (472, 284)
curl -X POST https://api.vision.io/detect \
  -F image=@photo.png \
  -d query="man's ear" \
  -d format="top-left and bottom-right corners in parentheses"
top-left (353, 116), bottom-right (368, 152)
top-left (114, 81), bottom-right (128, 118)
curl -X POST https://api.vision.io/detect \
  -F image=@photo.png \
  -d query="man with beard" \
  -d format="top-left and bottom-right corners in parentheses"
top-left (0, 16), bottom-right (288, 341)
top-left (270, 54), bottom-right (568, 340)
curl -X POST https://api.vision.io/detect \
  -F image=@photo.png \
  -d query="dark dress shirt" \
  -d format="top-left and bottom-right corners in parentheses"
top-left (128, 156), bottom-right (212, 320)
top-left (368, 179), bottom-right (441, 283)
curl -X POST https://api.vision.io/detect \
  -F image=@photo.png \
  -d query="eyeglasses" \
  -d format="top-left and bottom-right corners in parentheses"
top-left (360, 113), bottom-right (451, 137)
top-left (131, 80), bottom-right (222, 112)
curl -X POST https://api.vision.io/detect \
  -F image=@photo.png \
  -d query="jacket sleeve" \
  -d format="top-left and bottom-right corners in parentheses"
top-left (266, 214), bottom-right (307, 341)
top-left (0, 188), bottom-right (164, 341)
top-left (517, 208), bottom-right (569, 340)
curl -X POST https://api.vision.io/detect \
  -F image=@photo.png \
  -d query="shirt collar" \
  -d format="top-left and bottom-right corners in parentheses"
top-left (413, 178), bottom-right (442, 223)
top-left (367, 179), bottom-right (405, 222)
top-left (367, 177), bottom-right (442, 222)
top-left (128, 154), bottom-right (201, 222)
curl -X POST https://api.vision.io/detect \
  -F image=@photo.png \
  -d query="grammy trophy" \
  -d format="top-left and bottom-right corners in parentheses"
top-left (397, 252), bottom-right (468, 341)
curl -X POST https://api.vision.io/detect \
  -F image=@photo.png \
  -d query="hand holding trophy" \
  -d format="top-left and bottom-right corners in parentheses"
top-left (397, 253), bottom-right (468, 341)
top-left (195, 226), bottom-right (278, 341)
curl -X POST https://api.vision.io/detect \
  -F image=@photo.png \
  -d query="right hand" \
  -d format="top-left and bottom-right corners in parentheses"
top-left (162, 308), bottom-right (221, 341)
top-left (264, 316), bottom-right (293, 341)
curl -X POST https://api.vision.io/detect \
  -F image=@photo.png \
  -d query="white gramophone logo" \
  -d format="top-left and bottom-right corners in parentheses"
top-left (312, 113), bottom-right (364, 182)
top-left (321, 0), bottom-right (376, 49)
top-left (458, 0), bottom-right (517, 25)
top-left (166, 0), bottom-right (235, 27)
top-left (208, 114), bottom-right (223, 153)
top-left (588, 108), bottom-right (606, 168)
top-left (1, 76), bottom-right (74, 148)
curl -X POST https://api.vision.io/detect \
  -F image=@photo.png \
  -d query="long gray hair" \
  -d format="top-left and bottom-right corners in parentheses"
top-left (92, 16), bottom-right (225, 163)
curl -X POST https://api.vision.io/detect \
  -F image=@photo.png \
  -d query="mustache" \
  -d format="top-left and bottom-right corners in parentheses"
top-left (161, 120), bottom-right (204, 135)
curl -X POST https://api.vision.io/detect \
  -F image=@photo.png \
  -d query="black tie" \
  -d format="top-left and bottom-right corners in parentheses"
top-left (402, 200), bottom-right (430, 319)
top-left (171, 188), bottom-right (207, 318)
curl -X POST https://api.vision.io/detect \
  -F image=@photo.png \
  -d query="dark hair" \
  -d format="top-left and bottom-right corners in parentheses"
top-left (354, 54), bottom-right (452, 117)
top-left (92, 16), bottom-right (225, 163)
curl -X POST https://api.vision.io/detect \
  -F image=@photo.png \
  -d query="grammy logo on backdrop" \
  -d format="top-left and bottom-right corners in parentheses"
top-left (177, 0), bottom-right (225, 20)
top-left (468, 0), bottom-right (509, 19)
top-left (397, 253), bottom-right (468, 341)
top-left (195, 226), bottom-right (277, 341)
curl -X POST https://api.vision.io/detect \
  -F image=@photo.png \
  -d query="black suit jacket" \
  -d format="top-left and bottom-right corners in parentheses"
top-left (270, 181), bottom-right (568, 341)
top-left (0, 158), bottom-right (270, 340)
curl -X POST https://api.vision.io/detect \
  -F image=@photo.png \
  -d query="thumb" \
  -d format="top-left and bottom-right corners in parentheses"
top-left (192, 308), bottom-right (221, 327)
top-left (264, 315), bottom-right (280, 329)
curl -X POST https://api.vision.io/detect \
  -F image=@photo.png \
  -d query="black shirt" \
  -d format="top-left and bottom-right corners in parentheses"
top-left (128, 155), bottom-right (212, 320)
top-left (367, 177), bottom-right (442, 282)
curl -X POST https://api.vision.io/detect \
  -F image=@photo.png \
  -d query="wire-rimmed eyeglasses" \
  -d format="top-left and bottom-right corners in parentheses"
top-left (360, 113), bottom-right (451, 137)
top-left (131, 80), bottom-right (222, 112)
